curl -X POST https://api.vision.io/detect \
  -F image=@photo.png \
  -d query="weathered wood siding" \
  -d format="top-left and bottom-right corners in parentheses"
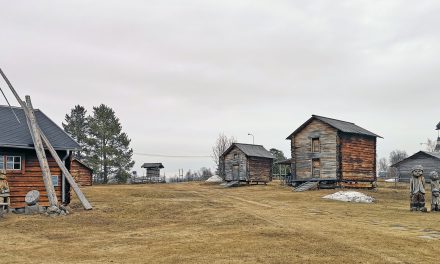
top-left (340, 134), bottom-right (376, 182)
top-left (70, 160), bottom-right (93, 187)
top-left (223, 146), bottom-right (248, 181)
top-left (293, 119), bottom-right (338, 180)
top-left (394, 153), bottom-right (440, 182)
top-left (248, 157), bottom-right (272, 183)
top-left (1, 148), bottom-right (68, 208)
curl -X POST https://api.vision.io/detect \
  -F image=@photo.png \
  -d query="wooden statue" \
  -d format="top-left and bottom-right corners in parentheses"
top-left (0, 170), bottom-right (9, 194)
top-left (431, 171), bottom-right (440, 211)
top-left (410, 165), bottom-right (427, 212)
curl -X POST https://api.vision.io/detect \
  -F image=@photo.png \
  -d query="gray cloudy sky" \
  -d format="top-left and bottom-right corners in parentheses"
top-left (1, 1), bottom-right (440, 176)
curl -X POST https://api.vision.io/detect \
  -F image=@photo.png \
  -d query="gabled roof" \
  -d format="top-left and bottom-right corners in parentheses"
top-left (391, 151), bottom-right (440, 167)
top-left (0, 105), bottom-right (80, 150)
top-left (221, 143), bottom-right (274, 159)
top-left (436, 122), bottom-right (440, 130)
top-left (286, 115), bottom-right (382, 139)
top-left (141, 163), bottom-right (164, 169)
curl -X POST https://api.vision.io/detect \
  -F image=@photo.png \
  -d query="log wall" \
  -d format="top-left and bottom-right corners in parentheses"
top-left (223, 146), bottom-right (247, 181)
top-left (247, 157), bottom-right (272, 183)
top-left (293, 119), bottom-right (338, 180)
top-left (70, 160), bottom-right (93, 187)
top-left (340, 134), bottom-right (376, 181)
top-left (1, 147), bottom-right (69, 208)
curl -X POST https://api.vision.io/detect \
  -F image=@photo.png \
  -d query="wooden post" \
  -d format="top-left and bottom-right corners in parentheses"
top-left (24, 96), bottom-right (59, 208)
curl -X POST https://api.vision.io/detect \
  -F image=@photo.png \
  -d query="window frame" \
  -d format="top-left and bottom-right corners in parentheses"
top-left (6, 155), bottom-right (22, 171)
top-left (311, 138), bottom-right (320, 153)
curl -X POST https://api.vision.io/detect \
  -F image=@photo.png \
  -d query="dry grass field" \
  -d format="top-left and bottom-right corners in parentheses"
top-left (1, 181), bottom-right (440, 263)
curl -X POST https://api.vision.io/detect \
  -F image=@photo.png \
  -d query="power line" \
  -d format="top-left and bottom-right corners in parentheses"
top-left (134, 152), bottom-right (212, 158)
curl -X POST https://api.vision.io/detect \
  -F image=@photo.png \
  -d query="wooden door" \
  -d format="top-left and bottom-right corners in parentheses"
top-left (232, 165), bottom-right (239, 181)
top-left (312, 159), bottom-right (320, 178)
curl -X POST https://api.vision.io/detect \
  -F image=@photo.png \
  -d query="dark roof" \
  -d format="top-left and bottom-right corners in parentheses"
top-left (436, 122), bottom-right (440, 130)
top-left (141, 163), bottom-right (164, 169)
top-left (391, 151), bottom-right (440, 167)
top-left (286, 115), bottom-right (382, 139)
top-left (275, 158), bottom-right (294, 165)
top-left (221, 143), bottom-right (274, 159)
top-left (72, 159), bottom-right (93, 172)
top-left (0, 105), bottom-right (80, 150)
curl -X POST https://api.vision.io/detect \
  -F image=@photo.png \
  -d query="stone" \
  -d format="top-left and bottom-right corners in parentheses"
top-left (25, 190), bottom-right (40, 206)
top-left (25, 204), bottom-right (41, 215)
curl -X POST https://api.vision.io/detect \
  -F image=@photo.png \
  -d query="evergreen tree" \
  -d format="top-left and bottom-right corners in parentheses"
top-left (62, 105), bottom-right (89, 160)
top-left (87, 104), bottom-right (134, 183)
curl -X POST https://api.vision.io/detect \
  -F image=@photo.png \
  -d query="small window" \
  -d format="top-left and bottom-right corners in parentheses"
top-left (234, 153), bottom-right (239, 159)
top-left (312, 138), bottom-right (320, 152)
top-left (0, 155), bottom-right (4, 170)
top-left (6, 156), bottom-right (21, 170)
top-left (312, 159), bottom-right (320, 178)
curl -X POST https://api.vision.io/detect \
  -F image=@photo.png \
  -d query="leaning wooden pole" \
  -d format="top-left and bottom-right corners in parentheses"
top-left (24, 97), bottom-right (59, 208)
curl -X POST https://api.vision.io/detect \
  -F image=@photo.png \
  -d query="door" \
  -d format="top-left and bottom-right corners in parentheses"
top-left (312, 159), bottom-right (320, 178)
top-left (232, 165), bottom-right (239, 181)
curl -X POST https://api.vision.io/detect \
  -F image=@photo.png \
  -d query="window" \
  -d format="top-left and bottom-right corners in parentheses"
top-left (0, 155), bottom-right (4, 170)
top-left (6, 156), bottom-right (21, 170)
top-left (312, 158), bottom-right (320, 178)
top-left (312, 138), bottom-right (320, 152)
top-left (234, 153), bottom-right (239, 160)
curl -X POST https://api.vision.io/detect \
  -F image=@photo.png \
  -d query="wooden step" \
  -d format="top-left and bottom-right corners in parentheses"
top-left (293, 181), bottom-right (319, 192)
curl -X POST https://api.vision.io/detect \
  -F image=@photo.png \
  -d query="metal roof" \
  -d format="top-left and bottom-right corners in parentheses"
top-left (0, 105), bottom-right (80, 150)
top-left (141, 163), bottom-right (164, 169)
top-left (222, 143), bottom-right (274, 159)
top-left (286, 115), bottom-right (382, 139)
top-left (391, 151), bottom-right (440, 167)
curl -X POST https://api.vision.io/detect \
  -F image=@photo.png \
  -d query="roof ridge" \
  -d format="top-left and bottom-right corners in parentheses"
top-left (312, 115), bottom-right (355, 124)
top-left (0, 104), bottom-right (40, 111)
top-left (234, 142), bottom-right (264, 147)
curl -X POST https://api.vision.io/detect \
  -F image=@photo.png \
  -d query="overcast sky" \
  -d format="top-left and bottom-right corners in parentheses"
top-left (1, 1), bottom-right (440, 176)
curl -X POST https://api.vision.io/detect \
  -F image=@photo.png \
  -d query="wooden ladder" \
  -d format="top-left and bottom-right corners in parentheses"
top-left (293, 181), bottom-right (319, 192)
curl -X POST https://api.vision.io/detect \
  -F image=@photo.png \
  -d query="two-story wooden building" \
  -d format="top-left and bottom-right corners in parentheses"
top-left (286, 115), bottom-right (382, 187)
top-left (220, 143), bottom-right (274, 184)
top-left (0, 105), bottom-right (80, 208)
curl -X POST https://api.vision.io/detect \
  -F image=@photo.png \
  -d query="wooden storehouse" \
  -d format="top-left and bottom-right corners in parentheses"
top-left (71, 159), bottom-right (93, 187)
top-left (220, 143), bottom-right (274, 184)
top-left (391, 151), bottom-right (440, 182)
top-left (140, 163), bottom-right (165, 183)
top-left (286, 115), bottom-right (382, 187)
top-left (0, 106), bottom-right (80, 208)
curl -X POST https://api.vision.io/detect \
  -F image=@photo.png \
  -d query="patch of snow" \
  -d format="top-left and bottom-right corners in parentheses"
top-left (206, 175), bottom-right (223, 183)
top-left (385, 178), bottom-right (398, 183)
top-left (323, 191), bottom-right (375, 203)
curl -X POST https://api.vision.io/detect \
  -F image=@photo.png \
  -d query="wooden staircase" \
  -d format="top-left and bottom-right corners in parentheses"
top-left (293, 181), bottom-right (319, 192)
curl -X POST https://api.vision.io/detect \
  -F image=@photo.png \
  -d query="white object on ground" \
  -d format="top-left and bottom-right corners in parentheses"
top-left (206, 175), bottom-right (223, 183)
top-left (323, 191), bottom-right (375, 203)
top-left (385, 178), bottom-right (397, 183)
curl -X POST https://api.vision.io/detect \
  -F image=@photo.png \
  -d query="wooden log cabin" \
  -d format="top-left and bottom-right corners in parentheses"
top-left (220, 143), bottom-right (274, 184)
top-left (0, 105), bottom-right (80, 208)
top-left (140, 163), bottom-right (165, 183)
top-left (71, 159), bottom-right (93, 187)
top-left (286, 115), bottom-right (382, 187)
top-left (391, 151), bottom-right (440, 182)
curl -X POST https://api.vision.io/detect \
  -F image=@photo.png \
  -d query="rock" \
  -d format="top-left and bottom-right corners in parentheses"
top-left (25, 204), bottom-right (41, 215)
top-left (60, 210), bottom-right (66, 216)
top-left (47, 206), bottom-right (59, 214)
top-left (25, 190), bottom-right (40, 206)
top-left (13, 208), bottom-right (25, 214)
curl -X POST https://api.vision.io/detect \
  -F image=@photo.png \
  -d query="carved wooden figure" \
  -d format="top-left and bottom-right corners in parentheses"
top-left (0, 171), bottom-right (9, 194)
top-left (430, 171), bottom-right (440, 211)
top-left (410, 165), bottom-right (427, 212)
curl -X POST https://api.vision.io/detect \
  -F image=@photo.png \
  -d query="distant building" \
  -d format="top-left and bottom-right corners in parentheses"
top-left (70, 159), bottom-right (93, 187)
top-left (139, 163), bottom-right (165, 183)
top-left (391, 151), bottom-right (440, 182)
top-left (286, 115), bottom-right (382, 187)
top-left (220, 143), bottom-right (274, 184)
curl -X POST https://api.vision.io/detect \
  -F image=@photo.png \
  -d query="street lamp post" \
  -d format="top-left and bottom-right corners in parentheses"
top-left (248, 133), bottom-right (254, 145)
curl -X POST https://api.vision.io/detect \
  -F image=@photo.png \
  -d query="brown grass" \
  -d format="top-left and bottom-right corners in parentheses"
top-left (1, 181), bottom-right (440, 263)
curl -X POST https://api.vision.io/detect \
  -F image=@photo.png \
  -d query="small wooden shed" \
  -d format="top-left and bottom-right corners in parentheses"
top-left (141, 163), bottom-right (165, 183)
top-left (286, 115), bottom-right (382, 187)
top-left (391, 151), bottom-right (440, 182)
top-left (70, 159), bottom-right (93, 187)
top-left (220, 143), bottom-right (274, 184)
top-left (0, 106), bottom-right (80, 208)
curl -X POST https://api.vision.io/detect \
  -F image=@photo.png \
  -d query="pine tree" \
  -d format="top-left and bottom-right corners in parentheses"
top-left (86, 104), bottom-right (134, 183)
top-left (62, 105), bottom-right (89, 160)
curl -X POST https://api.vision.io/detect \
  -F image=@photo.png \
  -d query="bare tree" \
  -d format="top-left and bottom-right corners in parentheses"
top-left (389, 150), bottom-right (408, 166)
top-left (212, 133), bottom-right (236, 178)
top-left (425, 138), bottom-right (437, 152)
top-left (378, 157), bottom-right (388, 176)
